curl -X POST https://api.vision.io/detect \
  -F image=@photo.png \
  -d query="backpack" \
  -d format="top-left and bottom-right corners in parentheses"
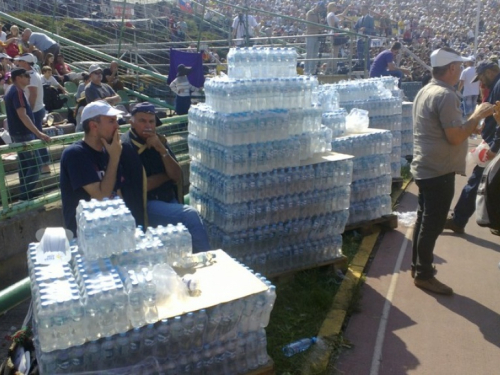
top-left (476, 153), bottom-right (500, 230)
top-left (42, 85), bottom-right (65, 112)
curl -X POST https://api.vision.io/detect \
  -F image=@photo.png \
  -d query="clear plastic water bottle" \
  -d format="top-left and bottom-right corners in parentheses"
top-left (282, 336), bottom-right (317, 357)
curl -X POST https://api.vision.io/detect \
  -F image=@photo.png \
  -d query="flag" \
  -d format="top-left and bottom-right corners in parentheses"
top-left (178, 0), bottom-right (193, 14)
top-left (168, 49), bottom-right (204, 88)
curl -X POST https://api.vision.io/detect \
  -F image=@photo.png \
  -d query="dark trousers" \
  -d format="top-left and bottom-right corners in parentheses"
top-left (453, 165), bottom-right (484, 228)
top-left (412, 173), bottom-right (455, 280)
top-left (11, 133), bottom-right (42, 200)
top-left (175, 95), bottom-right (192, 115)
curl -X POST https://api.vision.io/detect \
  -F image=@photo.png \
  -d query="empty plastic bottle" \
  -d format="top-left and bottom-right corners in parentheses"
top-left (282, 336), bottom-right (317, 357)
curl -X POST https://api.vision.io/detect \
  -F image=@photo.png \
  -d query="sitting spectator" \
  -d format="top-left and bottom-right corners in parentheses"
top-left (120, 102), bottom-right (211, 252)
top-left (43, 53), bottom-right (62, 82)
top-left (369, 42), bottom-right (411, 86)
top-left (60, 101), bottom-right (123, 236)
top-left (3, 71), bottom-right (12, 95)
top-left (0, 52), bottom-right (13, 75)
top-left (84, 64), bottom-right (120, 105)
top-left (102, 61), bottom-right (124, 91)
top-left (41, 66), bottom-right (67, 94)
top-left (54, 54), bottom-right (71, 77)
top-left (74, 95), bottom-right (88, 132)
top-left (0, 23), bottom-right (6, 43)
top-left (75, 72), bottom-right (90, 100)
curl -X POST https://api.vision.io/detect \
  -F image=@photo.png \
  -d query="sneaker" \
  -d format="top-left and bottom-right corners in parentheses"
top-left (491, 229), bottom-right (500, 236)
top-left (414, 277), bottom-right (453, 295)
top-left (444, 217), bottom-right (465, 234)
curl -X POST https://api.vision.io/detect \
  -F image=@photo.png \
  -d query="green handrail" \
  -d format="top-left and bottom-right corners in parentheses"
top-left (0, 278), bottom-right (31, 317)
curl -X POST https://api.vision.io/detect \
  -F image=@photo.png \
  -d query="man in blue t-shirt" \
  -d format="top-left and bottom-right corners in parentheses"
top-left (369, 42), bottom-right (411, 85)
top-left (60, 101), bottom-right (124, 236)
top-left (5, 67), bottom-right (51, 200)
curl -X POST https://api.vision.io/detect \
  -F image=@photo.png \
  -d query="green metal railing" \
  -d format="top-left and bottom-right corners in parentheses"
top-left (0, 278), bottom-right (31, 316)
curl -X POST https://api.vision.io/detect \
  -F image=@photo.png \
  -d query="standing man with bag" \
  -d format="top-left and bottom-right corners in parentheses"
top-left (411, 48), bottom-right (494, 295)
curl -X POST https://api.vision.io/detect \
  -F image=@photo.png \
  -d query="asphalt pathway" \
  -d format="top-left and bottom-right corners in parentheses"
top-left (336, 170), bottom-right (500, 374)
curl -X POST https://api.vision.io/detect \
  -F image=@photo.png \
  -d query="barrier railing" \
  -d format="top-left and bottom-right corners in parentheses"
top-left (0, 115), bottom-right (189, 220)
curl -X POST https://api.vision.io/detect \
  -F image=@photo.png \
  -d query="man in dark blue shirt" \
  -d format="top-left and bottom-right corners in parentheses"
top-left (369, 42), bottom-right (411, 86)
top-left (5, 67), bottom-right (51, 200)
top-left (445, 61), bottom-right (500, 235)
top-left (120, 102), bottom-right (211, 252)
top-left (60, 101), bottom-right (124, 236)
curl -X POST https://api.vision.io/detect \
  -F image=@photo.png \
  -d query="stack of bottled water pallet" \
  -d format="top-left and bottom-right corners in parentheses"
top-left (30, 198), bottom-right (276, 375)
top-left (334, 77), bottom-right (403, 178)
top-left (331, 129), bottom-right (393, 224)
top-left (401, 101), bottom-right (414, 159)
top-left (189, 46), bottom-right (353, 276)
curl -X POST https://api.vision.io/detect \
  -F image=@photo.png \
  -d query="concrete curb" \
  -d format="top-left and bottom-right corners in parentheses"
top-left (301, 179), bottom-right (412, 374)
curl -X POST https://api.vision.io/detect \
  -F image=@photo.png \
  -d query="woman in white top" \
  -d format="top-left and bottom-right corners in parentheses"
top-left (326, 3), bottom-right (351, 74)
top-left (169, 64), bottom-right (200, 115)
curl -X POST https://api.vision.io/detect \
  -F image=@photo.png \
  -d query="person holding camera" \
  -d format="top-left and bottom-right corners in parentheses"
top-left (232, 12), bottom-right (259, 47)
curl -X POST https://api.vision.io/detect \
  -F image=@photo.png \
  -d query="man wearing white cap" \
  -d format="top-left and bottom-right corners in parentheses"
top-left (60, 100), bottom-right (124, 236)
top-left (84, 64), bottom-right (120, 105)
top-left (458, 56), bottom-right (479, 118)
top-left (410, 47), bottom-right (495, 295)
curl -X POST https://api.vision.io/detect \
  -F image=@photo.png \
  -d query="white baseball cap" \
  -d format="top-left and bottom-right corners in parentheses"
top-left (14, 53), bottom-right (37, 64)
top-left (430, 48), bottom-right (469, 67)
top-left (81, 101), bottom-right (123, 123)
top-left (88, 64), bottom-right (102, 74)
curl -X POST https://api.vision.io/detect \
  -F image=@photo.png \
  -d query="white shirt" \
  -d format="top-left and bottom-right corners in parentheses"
top-left (326, 12), bottom-right (340, 32)
top-left (41, 75), bottom-right (60, 88)
top-left (460, 66), bottom-right (480, 96)
top-left (232, 14), bottom-right (258, 45)
top-left (0, 31), bottom-right (6, 42)
top-left (25, 70), bottom-right (45, 112)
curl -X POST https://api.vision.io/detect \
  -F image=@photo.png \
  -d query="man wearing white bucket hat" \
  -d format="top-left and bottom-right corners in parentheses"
top-left (410, 47), bottom-right (495, 295)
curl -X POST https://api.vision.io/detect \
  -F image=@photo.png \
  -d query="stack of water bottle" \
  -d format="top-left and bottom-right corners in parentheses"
top-left (189, 47), bottom-right (352, 275)
top-left (331, 129), bottom-right (393, 224)
top-left (334, 77), bottom-right (403, 178)
top-left (30, 199), bottom-right (277, 374)
top-left (227, 46), bottom-right (297, 79)
top-left (401, 101), bottom-right (414, 158)
top-left (34, 264), bottom-right (276, 374)
top-left (76, 198), bottom-right (136, 260)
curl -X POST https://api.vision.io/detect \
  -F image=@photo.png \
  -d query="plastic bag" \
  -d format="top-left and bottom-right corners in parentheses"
top-left (345, 108), bottom-right (369, 133)
top-left (468, 141), bottom-right (490, 168)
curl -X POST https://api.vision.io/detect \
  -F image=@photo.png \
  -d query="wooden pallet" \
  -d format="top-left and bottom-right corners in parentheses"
top-left (245, 359), bottom-right (276, 375)
top-left (267, 255), bottom-right (348, 283)
top-left (344, 213), bottom-right (398, 235)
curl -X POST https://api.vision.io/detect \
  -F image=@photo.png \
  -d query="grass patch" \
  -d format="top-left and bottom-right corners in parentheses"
top-left (266, 233), bottom-right (362, 374)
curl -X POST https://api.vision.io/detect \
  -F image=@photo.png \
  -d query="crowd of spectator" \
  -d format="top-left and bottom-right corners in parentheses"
top-left (193, 0), bottom-right (500, 81)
